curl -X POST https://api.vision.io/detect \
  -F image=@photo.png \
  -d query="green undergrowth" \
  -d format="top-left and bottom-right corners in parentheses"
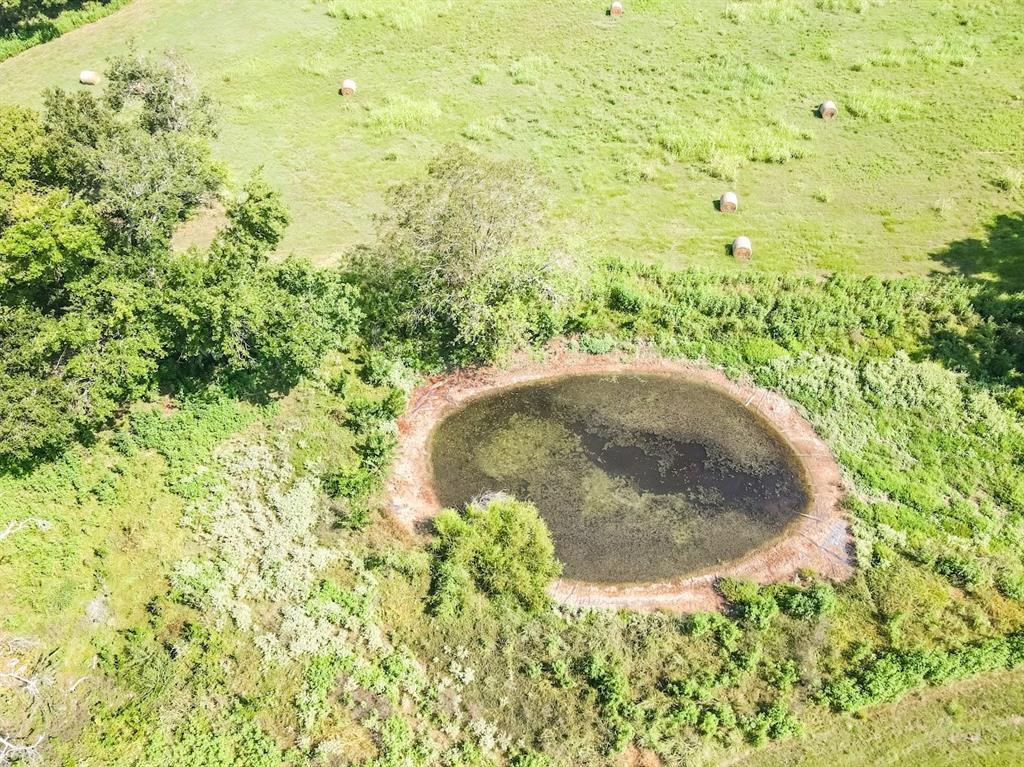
top-left (4, 255), bottom-right (1024, 765)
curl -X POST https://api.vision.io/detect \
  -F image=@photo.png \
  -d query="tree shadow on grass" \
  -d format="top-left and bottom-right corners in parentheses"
top-left (927, 213), bottom-right (1024, 385)
top-left (931, 214), bottom-right (1024, 291)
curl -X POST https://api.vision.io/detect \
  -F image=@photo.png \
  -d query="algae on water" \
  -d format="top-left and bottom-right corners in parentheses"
top-left (431, 373), bottom-right (811, 583)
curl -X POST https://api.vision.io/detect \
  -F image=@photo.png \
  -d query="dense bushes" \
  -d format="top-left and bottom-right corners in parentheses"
top-left (717, 578), bottom-right (837, 630)
top-left (1, 1), bottom-right (131, 61)
top-left (0, 0), bottom-right (106, 29)
top-left (322, 370), bottom-right (405, 529)
top-left (823, 632), bottom-right (1024, 711)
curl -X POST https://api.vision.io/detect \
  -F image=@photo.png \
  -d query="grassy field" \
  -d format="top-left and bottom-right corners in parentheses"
top-left (715, 667), bottom-right (1024, 767)
top-left (1, 0), bottom-right (1022, 272)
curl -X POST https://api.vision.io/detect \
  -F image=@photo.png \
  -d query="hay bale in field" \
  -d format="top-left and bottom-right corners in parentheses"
top-left (79, 70), bottom-right (101, 86)
top-left (720, 191), bottom-right (739, 213)
top-left (732, 236), bottom-right (752, 260)
top-left (340, 79), bottom-right (358, 97)
top-left (818, 100), bottom-right (838, 119)
top-left (610, 1), bottom-right (624, 16)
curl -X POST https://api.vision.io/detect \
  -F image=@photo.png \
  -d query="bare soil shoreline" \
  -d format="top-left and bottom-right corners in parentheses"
top-left (387, 346), bottom-right (853, 612)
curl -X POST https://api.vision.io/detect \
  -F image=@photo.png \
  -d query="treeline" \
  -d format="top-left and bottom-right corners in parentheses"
top-left (0, 51), bottom-right (360, 467)
top-left (6, 112), bottom-right (1023, 468)
top-left (0, 0), bottom-right (107, 30)
top-left (351, 148), bottom-right (1003, 379)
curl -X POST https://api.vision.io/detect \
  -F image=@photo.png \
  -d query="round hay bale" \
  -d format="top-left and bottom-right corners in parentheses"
top-left (818, 100), bottom-right (838, 119)
top-left (720, 191), bottom-right (739, 213)
top-left (79, 70), bottom-right (101, 86)
top-left (610, 1), bottom-right (624, 16)
top-left (732, 236), bottom-right (752, 260)
top-left (340, 79), bottom-right (358, 97)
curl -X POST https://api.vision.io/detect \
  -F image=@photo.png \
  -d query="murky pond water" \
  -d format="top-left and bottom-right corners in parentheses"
top-left (429, 373), bottom-right (811, 584)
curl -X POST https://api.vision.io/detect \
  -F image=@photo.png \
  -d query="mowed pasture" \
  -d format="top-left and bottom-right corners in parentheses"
top-left (1, 0), bottom-right (1022, 272)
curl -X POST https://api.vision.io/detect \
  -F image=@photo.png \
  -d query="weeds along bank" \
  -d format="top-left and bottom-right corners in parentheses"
top-left (3, 55), bottom-right (1024, 767)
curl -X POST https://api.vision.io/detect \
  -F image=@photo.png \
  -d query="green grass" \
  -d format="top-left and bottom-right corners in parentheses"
top-left (5, 262), bottom-right (1023, 765)
top-left (3, 2), bottom-right (1024, 763)
top-left (709, 668), bottom-right (1024, 766)
top-left (1, 0), bottom-right (1022, 274)
top-left (0, 395), bottom-right (258, 664)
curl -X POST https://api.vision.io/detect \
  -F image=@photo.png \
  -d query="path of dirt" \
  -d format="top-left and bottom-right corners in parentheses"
top-left (387, 347), bottom-right (853, 612)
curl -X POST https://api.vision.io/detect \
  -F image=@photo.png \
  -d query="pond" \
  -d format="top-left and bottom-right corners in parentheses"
top-left (429, 373), bottom-right (812, 584)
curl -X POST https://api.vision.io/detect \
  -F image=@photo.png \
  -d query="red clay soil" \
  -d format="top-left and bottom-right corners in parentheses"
top-left (386, 347), bottom-right (853, 613)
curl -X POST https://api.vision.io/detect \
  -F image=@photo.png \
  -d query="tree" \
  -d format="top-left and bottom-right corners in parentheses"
top-left (37, 51), bottom-right (223, 249)
top-left (104, 49), bottom-right (217, 137)
top-left (0, 55), bottom-right (361, 467)
top-left (379, 146), bottom-right (540, 268)
top-left (90, 127), bottom-right (222, 247)
top-left (0, 105), bottom-right (43, 192)
top-left (354, 146), bottom-right (569, 363)
top-left (0, 189), bottom-right (104, 309)
top-left (164, 174), bottom-right (362, 392)
top-left (0, 0), bottom-right (100, 30)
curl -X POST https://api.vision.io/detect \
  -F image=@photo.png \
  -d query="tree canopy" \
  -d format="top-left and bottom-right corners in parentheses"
top-left (353, 146), bottom-right (569, 364)
top-left (0, 51), bottom-right (361, 467)
top-left (0, 0), bottom-right (93, 30)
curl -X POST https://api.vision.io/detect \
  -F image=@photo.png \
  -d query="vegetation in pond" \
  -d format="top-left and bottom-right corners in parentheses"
top-left (431, 374), bottom-right (810, 582)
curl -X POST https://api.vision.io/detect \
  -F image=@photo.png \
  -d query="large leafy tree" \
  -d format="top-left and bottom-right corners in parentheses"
top-left (354, 146), bottom-right (569, 364)
top-left (37, 51), bottom-right (222, 249)
top-left (0, 52), bottom-right (360, 467)
top-left (164, 176), bottom-right (362, 392)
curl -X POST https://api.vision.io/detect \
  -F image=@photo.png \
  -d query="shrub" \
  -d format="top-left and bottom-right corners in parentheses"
top-left (354, 428), bottom-right (397, 474)
top-left (428, 496), bottom-right (561, 614)
top-left (169, 560), bottom-right (221, 609)
top-left (771, 581), bottom-right (837, 619)
top-left (718, 578), bottom-right (779, 630)
top-left (742, 701), bottom-right (802, 745)
top-left (584, 654), bottom-right (635, 754)
top-left (995, 569), bottom-right (1024, 601)
top-left (579, 333), bottom-right (617, 355)
top-left (933, 555), bottom-right (986, 589)
top-left (359, 349), bottom-right (401, 387)
top-left (688, 612), bottom-right (742, 650)
top-left (608, 282), bottom-right (646, 313)
top-left (823, 636), bottom-right (1024, 712)
top-left (323, 465), bottom-right (377, 502)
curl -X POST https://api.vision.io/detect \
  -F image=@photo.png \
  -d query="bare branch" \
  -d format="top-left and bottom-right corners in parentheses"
top-left (0, 519), bottom-right (51, 543)
top-left (0, 733), bottom-right (43, 765)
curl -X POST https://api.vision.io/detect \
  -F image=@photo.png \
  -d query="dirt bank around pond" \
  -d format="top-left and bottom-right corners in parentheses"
top-left (386, 347), bottom-right (853, 612)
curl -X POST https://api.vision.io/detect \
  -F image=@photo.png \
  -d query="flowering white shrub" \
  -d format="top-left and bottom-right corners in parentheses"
top-left (166, 436), bottom-right (511, 763)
